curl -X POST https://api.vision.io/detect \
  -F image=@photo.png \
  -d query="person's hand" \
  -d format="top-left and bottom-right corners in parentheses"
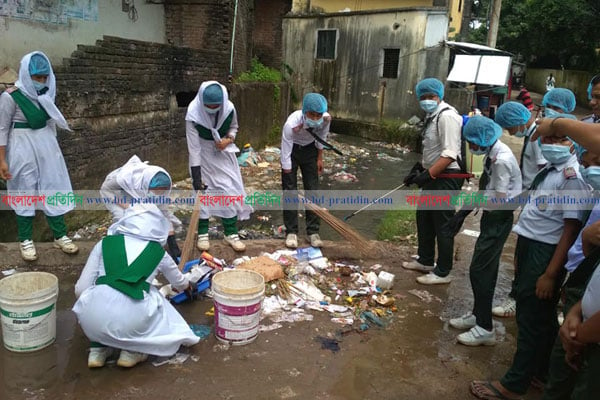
top-left (530, 117), bottom-right (566, 142)
top-left (535, 273), bottom-right (555, 300)
top-left (184, 281), bottom-right (198, 301)
top-left (317, 158), bottom-right (323, 175)
top-left (215, 137), bottom-right (233, 151)
top-left (441, 209), bottom-right (473, 237)
top-left (0, 160), bottom-right (11, 180)
top-left (403, 162), bottom-right (425, 185)
top-left (559, 309), bottom-right (585, 370)
top-left (411, 170), bottom-right (434, 188)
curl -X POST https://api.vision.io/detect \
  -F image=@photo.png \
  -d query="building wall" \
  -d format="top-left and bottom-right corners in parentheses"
top-left (253, 0), bottom-right (293, 68)
top-left (164, 0), bottom-right (254, 78)
top-left (0, 0), bottom-right (166, 70)
top-left (282, 9), bottom-right (449, 121)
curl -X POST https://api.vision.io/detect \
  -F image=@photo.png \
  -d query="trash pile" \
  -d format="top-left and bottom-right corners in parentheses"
top-left (156, 247), bottom-right (401, 341)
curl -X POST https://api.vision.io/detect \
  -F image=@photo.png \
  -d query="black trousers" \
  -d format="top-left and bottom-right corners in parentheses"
top-left (282, 143), bottom-right (320, 235)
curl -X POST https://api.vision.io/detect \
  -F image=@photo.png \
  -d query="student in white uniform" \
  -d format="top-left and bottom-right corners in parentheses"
top-left (185, 81), bottom-right (252, 252)
top-left (542, 87), bottom-right (576, 118)
top-left (0, 51), bottom-right (78, 261)
top-left (73, 204), bottom-right (199, 368)
top-left (447, 116), bottom-right (521, 346)
top-left (470, 129), bottom-right (590, 400)
top-left (493, 101), bottom-right (548, 318)
top-left (100, 155), bottom-right (182, 260)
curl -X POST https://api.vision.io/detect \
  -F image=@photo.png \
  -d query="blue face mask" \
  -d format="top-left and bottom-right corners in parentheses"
top-left (581, 166), bottom-right (600, 190)
top-left (204, 106), bottom-right (220, 114)
top-left (32, 80), bottom-right (47, 94)
top-left (306, 117), bottom-right (323, 129)
top-left (514, 127), bottom-right (528, 138)
top-left (544, 108), bottom-right (561, 118)
top-left (419, 100), bottom-right (438, 114)
top-left (539, 141), bottom-right (572, 165)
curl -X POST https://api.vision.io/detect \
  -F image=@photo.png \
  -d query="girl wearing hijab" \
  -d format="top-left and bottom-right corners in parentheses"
top-left (0, 51), bottom-right (77, 261)
top-left (73, 204), bottom-right (199, 368)
top-left (100, 154), bottom-right (182, 260)
top-left (185, 81), bottom-right (252, 252)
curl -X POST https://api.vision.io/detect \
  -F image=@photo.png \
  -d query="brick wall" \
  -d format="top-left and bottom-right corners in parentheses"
top-left (253, 0), bottom-right (292, 69)
top-left (164, 0), bottom-right (253, 77)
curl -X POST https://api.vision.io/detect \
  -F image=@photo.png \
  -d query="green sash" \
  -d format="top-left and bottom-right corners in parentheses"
top-left (194, 111), bottom-right (234, 141)
top-left (9, 89), bottom-right (50, 130)
top-left (96, 235), bottom-right (165, 300)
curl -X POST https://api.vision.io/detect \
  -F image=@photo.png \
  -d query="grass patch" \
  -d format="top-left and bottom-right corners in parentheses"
top-left (236, 58), bottom-right (282, 83)
top-left (380, 119), bottom-right (420, 147)
top-left (376, 210), bottom-right (417, 244)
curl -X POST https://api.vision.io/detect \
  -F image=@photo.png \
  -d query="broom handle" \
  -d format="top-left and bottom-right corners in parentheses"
top-left (343, 183), bottom-right (406, 221)
top-left (178, 190), bottom-right (202, 271)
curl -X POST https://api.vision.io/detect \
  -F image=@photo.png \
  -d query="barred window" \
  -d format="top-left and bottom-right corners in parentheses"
top-left (316, 30), bottom-right (337, 60)
top-left (382, 48), bottom-right (400, 78)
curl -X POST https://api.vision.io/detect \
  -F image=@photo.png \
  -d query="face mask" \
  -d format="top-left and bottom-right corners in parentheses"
top-left (514, 126), bottom-right (528, 138)
top-left (470, 147), bottom-right (488, 156)
top-left (540, 143), bottom-right (572, 164)
top-left (419, 100), bottom-right (438, 113)
top-left (32, 81), bottom-right (47, 94)
top-left (544, 108), bottom-right (560, 118)
top-left (306, 117), bottom-right (323, 129)
top-left (581, 166), bottom-right (600, 190)
top-left (204, 106), bottom-right (220, 114)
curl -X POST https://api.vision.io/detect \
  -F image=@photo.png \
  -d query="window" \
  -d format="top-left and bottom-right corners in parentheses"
top-left (382, 48), bottom-right (400, 79)
top-left (316, 30), bottom-right (337, 60)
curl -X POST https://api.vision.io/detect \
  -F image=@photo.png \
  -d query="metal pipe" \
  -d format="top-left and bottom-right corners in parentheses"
top-left (229, 0), bottom-right (239, 77)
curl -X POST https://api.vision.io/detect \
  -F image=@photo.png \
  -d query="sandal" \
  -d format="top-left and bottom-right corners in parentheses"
top-left (470, 381), bottom-right (521, 400)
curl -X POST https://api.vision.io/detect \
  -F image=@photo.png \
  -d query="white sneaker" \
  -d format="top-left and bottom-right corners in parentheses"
top-left (285, 233), bottom-right (298, 249)
top-left (309, 233), bottom-right (323, 248)
top-left (224, 234), bottom-right (246, 252)
top-left (492, 297), bottom-right (516, 318)
top-left (117, 350), bottom-right (148, 368)
top-left (53, 236), bottom-right (79, 254)
top-left (88, 347), bottom-right (112, 368)
top-left (196, 233), bottom-right (210, 251)
top-left (20, 240), bottom-right (38, 261)
top-left (457, 325), bottom-right (496, 346)
top-left (449, 313), bottom-right (477, 330)
top-left (557, 311), bottom-right (564, 326)
top-left (402, 260), bottom-right (434, 273)
top-left (416, 272), bottom-right (452, 285)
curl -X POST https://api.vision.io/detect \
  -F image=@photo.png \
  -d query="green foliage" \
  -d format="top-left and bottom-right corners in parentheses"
top-left (236, 58), bottom-right (282, 83)
top-left (466, 0), bottom-right (600, 70)
top-left (376, 210), bottom-right (417, 244)
top-left (380, 119), bottom-right (420, 147)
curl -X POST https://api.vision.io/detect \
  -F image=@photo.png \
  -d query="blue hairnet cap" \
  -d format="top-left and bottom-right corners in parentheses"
top-left (302, 93), bottom-right (327, 114)
top-left (495, 102), bottom-right (531, 128)
top-left (28, 54), bottom-right (50, 76)
top-left (463, 115), bottom-right (502, 148)
top-left (415, 78), bottom-right (444, 99)
top-left (203, 84), bottom-right (223, 105)
top-left (149, 172), bottom-right (171, 189)
top-left (542, 88), bottom-right (576, 112)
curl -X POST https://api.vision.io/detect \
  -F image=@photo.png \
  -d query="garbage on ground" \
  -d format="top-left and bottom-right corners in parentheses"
top-left (237, 144), bottom-right (260, 167)
top-left (236, 255), bottom-right (284, 282)
top-left (315, 336), bottom-right (340, 353)
top-left (152, 352), bottom-right (193, 367)
top-left (408, 289), bottom-right (442, 303)
top-left (331, 171), bottom-right (358, 183)
top-left (189, 324), bottom-right (212, 339)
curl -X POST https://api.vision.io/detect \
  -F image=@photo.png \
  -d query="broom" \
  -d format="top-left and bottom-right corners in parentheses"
top-left (178, 191), bottom-right (202, 271)
top-left (298, 194), bottom-right (375, 255)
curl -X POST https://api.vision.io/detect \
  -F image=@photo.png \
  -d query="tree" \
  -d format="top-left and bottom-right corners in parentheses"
top-left (465, 0), bottom-right (600, 71)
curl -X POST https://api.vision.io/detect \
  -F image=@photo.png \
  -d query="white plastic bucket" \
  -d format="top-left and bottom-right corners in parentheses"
top-left (212, 269), bottom-right (265, 346)
top-left (0, 272), bottom-right (59, 352)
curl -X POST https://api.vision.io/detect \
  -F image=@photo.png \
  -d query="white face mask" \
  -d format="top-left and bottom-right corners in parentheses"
top-left (544, 108), bottom-right (561, 118)
top-left (581, 165), bottom-right (600, 190)
top-left (514, 126), bottom-right (528, 138)
top-left (539, 142), bottom-right (572, 165)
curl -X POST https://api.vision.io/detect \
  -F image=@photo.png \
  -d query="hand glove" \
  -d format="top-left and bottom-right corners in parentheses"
top-left (166, 234), bottom-right (181, 263)
top-left (412, 170), bottom-right (434, 188)
top-left (441, 209), bottom-right (473, 237)
top-left (403, 162), bottom-right (425, 185)
top-left (191, 166), bottom-right (206, 191)
top-left (184, 281), bottom-right (198, 301)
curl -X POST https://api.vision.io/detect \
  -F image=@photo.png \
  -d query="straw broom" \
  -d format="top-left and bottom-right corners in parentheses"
top-left (178, 191), bottom-right (202, 271)
top-left (298, 194), bottom-right (374, 255)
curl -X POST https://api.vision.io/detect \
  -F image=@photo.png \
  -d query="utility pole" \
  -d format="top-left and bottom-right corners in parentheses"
top-left (487, 0), bottom-right (502, 48)
top-left (459, 0), bottom-right (473, 41)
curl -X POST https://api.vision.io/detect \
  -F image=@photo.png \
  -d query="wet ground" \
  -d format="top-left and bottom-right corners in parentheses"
top-left (3, 91), bottom-right (590, 400)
